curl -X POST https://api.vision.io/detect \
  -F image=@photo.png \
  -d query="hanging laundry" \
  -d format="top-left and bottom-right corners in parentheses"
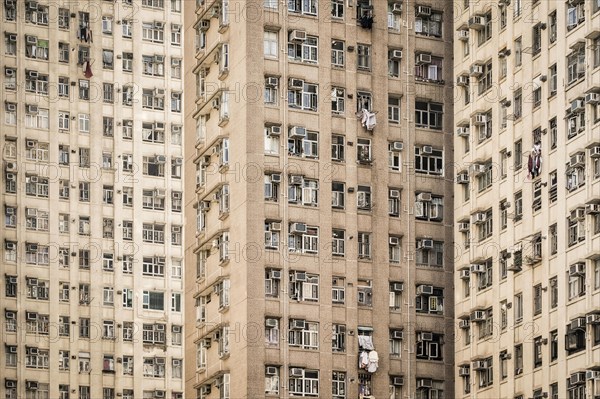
top-left (79, 22), bottom-right (93, 43)
top-left (359, 109), bottom-right (377, 131)
top-left (360, 16), bottom-right (374, 29)
top-left (367, 350), bottom-right (379, 373)
top-left (528, 142), bottom-right (543, 178)
top-left (83, 61), bottom-right (93, 78)
top-left (358, 351), bottom-right (369, 369)
top-left (357, 335), bottom-right (374, 350)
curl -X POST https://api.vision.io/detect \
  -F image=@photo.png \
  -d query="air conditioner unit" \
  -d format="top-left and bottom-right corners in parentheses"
top-left (419, 332), bottom-right (433, 341)
top-left (5, 380), bottom-right (16, 388)
top-left (389, 237), bottom-right (400, 246)
top-left (201, 155), bottom-right (211, 166)
top-left (416, 5), bottom-right (431, 16)
top-left (288, 78), bottom-right (304, 90)
top-left (456, 126), bottom-right (470, 137)
top-left (586, 370), bottom-right (600, 380)
top-left (570, 207), bottom-right (585, 220)
top-left (200, 386), bottom-right (211, 395)
top-left (416, 285), bottom-right (433, 295)
top-left (590, 146), bottom-right (600, 158)
top-left (289, 126), bottom-right (306, 139)
top-left (470, 64), bottom-right (484, 77)
top-left (456, 172), bottom-right (469, 184)
top-left (389, 189), bottom-right (400, 198)
top-left (288, 175), bottom-right (303, 186)
top-left (5, 67), bottom-right (15, 77)
top-left (571, 99), bottom-right (585, 112)
top-left (468, 16), bottom-right (486, 29)
top-left (154, 358), bottom-right (166, 365)
top-left (585, 92), bottom-right (600, 104)
top-left (392, 282), bottom-right (404, 292)
top-left (153, 55), bottom-right (164, 63)
top-left (265, 77), bottom-right (279, 87)
top-left (200, 19), bottom-right (210, 30)
top-left (200, 338), bottom-right (211, 348)
top-left (392, 376), bottom-right (404, 386)
top-left (211, 98), bottom-right (220, 109)
top-left (155, 155), bottom-right (166, 163)
top-left (152, 88), bottom-right (165, 98)
top-left (570, 372), bottom-right (586, 385)
top-left (470, 311), bottom-right (486, 322)
top-left (422, 145), bottom-right (433, 154)
top-left (265, 318), bottom-right (278, 328)
top-left (391, 3), bottom-right (402, 14)
top-left (585, 204), bottom-right (600, 214)
top-left (6, 162), bottom-right (17, 172)
top-left (154, 21), bottom-right (164, 29)
top-left (269, 125), bottom-right (281, 136)
top-left (392, 141), bottom-right (404, 151)
top-left (471, 212), bottom-right (486, 224)
top-left (390, 49), bottom-right (403, 60)
top-left (266, 366), bottom-right (278, 375)
top-left (416, 192), bottom-right (432, 202)
top-left (5, 242), bottom-right (16, 250)
top-left (270, 270), bottom-right (281, 280)
top-left (27, 105), bottom-right (38, 114)
top-left (417, 53), bottom-right (432, 64)
top-left (473, 113), bottom-right (488, 125)
top-left (458, 222), bottom-right (470, 232)
top-left (459, 319), bottom-right (470, 329)
top-left (269, 222), bottom-right (282, 231)
top-left (418, 239), bottom-right (434, 249)
top-left (458, 29), bottom-right (469, 40)
top-left (26, 208), bottom-right (37, 217)
top-left (290, 222), bottom-right (307, 234)
top-left (470, 264), bottom-right (486, 273)
top-left (6, 103), bottom-right (16, 112)
top-left (472, 360), bottom-right (487, 370)
top-left (154, 122), bottom-right (165, 131)
top-left (417, 379), bottom-right (433, 388)
top-left (290, 368), bottom-right (303, 377)
top-left (26, 35), bottom-right (38, 44)
top-left (459, 269), bottom-right (470, 279)
top-left (289, 30), bottom-right (306, 42)
top-left (571, 317), bottom-right (586, 329)
top-left (291, 319), bottom-right (305, 330)
top-left (27, 348), bottom-right (39, 356)
top-left (569, 263), bottom-right (585, 276)
top-left (154, 390), bottom-right (165, 398)
top-left (268, 174), bottom-right (282, 185)
top-left (458, 366), bottom-right (470, 376)
top-left (456, 75), bottom-right (469, 86)
top-left (200, 201), bottom-right (210, 211)
top-left (586, 314), bottom-right (600, 324)
top-left (26, 381), bottom-right (38, 390)
top-left (294, 272), bottom-right (306, 281)
top-left (569, 153), bottom-right (585, 167)
top-left (391, 330), bottom-right (403, 340)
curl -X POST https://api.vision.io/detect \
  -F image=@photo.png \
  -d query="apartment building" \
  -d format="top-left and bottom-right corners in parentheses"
top-left (184, 1), bottom-right (454, 398)
top-left (454, 0), bottom-right (600, 398)
top-left (1, 1), bottom-right (185, 399)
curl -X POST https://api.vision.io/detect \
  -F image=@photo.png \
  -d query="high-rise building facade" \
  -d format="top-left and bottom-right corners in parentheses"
top-left (1, 1), bottom-right (185, 399)
top-left (454, 0), bottom-right (600, 398)
top-left (184, 1), bottom-right (454, 398)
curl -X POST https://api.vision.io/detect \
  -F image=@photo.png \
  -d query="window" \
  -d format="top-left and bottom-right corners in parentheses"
top-left (568, 262), bottom-right (586, 299)
top-left (594, 37), bottom-right (600, 67)
top-left (514, 37), bottom-right (522, 67)
top-left (265, 366), bottom-right (280, 395)
top-left (288, 81), bottom-right (318, 111)
top-left (567, 47), bottom-right (585, 85)
top-left (415, 146), bottom-right (444, 175)
top-left (171, 24), bottom-right (181, 45)
top-left (142, 21), bottom-right (164, 43)
top-left (415, 101), bottom-right (443, 130)
top-left (414, 54), bottom-right (443, 83)
top-left (332, 40), bottom-right (344, 67)
top-left (332, 277), bottom-right (345, 304)
top-left (415, 7), bottom-right (443, 38)
top-left (288, 225), bottom-right (319, 254)
top-left (415, 194), bottom-right (443, 221)
top-left (332, 0), bottom-right (344, 19)
top-left (264, 30), bottom-right (278, 58)
top-left (331, 87), bottom-right (345, 114)
top-left (477, 12), bottom-right (492, 45)
top-left (357, 44), bottom-right (371, 70)
top-left (265, 221), bottom-right (281, 250)
top-left (549, 276), bottom-right (558, 309)
top-left (415, 240), bottom-right (444, 268)
top-left (288, 34), bottom-right (318, 64)
top-left (102, 321), bottom-right (115, 339)
top-left (388, 48), bottom-right (401, 77)
top-left (476, 357), bottom-right (493, 388)
top-left (265, 269), bottom-right (281, 298)
top-left (514, 293), bottom-right (523, 323)
top-left (25, 106), bottom-right (49, 129)
top-left (416, 286), bottom-right (444, 315)
top-left (567, 1), bottom-right (585, 31)
top-left (331, 135), bottom-right (345, 162)
top-left (288, 177), bottom-right (318, 206)
top-left (548, 10), bottom-right (557, 43)
top-left (288, 0), bottom-right (317, 15)
top-left (565, 319), bottom-right (586, 354)
top-left (532, 23), bottom-right (542, 56)
top-left (142, 357), bottom-right (166, 378)
top-left (388, 96), bottom-right (401, 124)
top-left (514, 344), bottom-right (523, 375)
top-left (264, 173), bottom-right (280, 201)
top-left (478, 61), bottom-right (493, 94)
top-left (288, 320), bottom-right (319, 349)
top-left (332, 371), bottom-right (346, 398)
top-left (265, 318), bottom-right (279, 345)
top-left (416, 332), bottom-right (443, 360)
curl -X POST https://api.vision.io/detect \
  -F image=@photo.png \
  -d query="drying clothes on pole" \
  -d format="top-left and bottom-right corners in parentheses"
top-left (528, 142), bottom-right (542, 179)
top-left (83, 61), bottom-right (93, 78)
top-left (359, 109), bottom-right (377, 131)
